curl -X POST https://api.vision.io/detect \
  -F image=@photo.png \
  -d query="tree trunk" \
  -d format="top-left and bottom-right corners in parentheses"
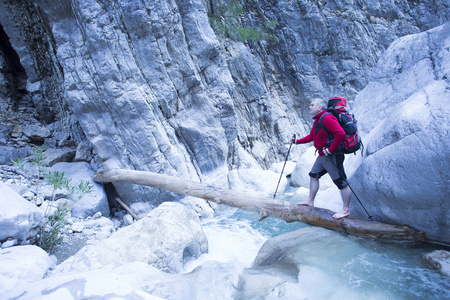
top-left (93, 169), bottom-right (425, 246)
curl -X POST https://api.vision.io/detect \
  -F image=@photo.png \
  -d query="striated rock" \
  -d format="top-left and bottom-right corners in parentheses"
top-left (0, 0), bottom-right (447, 208)
top-left (347, 22), bottom-right (450, 244)
top-left (0, 182), bottom-right (44, 244)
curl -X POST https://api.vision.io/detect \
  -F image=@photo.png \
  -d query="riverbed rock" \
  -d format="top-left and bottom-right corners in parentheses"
top-left (0, 245), bottom-right (54, 292)
top-left (0, 262), bottom-right (165, 300)
top-left (0, 260), bottom-right (239, 300)
top-left (347, 22), bottom-right (450, 244)
top-left (50, 202), bottom-right (208, 276)
top-left (0, 182), bottom-right (44, 244)
top-left (423, 250), bottom-right (450, 277)
top-left (270, 160), bottom-right (297, 177)
top-left (240, 227), bottom-right (394, 299)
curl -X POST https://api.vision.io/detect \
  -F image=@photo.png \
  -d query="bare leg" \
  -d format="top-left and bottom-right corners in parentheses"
top-left (333, 186), bottom-right (351, 219)
top-left (297, 177), bottom-right (319, 206)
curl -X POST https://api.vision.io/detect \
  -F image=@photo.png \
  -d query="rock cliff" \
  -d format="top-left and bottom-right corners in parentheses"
top-left (0, 0), bottom-right (448, 241)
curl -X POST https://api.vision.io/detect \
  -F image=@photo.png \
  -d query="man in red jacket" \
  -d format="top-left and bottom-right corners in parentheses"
top-left (292, 98), bottom-right (351, 219)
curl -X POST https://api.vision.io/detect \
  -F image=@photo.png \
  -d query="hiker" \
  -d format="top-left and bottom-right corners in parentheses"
top-left (291, 98), bottom-right (351, 219)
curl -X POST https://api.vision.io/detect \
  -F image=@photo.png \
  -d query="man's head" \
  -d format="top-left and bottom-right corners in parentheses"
top-left (309, 98), bottom-right (326, 116)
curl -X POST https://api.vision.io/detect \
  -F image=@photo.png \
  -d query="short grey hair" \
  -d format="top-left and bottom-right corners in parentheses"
top-left (312, 98), bottom-right (327, 109)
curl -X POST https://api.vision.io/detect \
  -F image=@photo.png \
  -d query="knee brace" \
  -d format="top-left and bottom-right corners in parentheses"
top-left (333, 177), bottom-right (348, 190)
top-left (309, 169), bottom-right (327, 179)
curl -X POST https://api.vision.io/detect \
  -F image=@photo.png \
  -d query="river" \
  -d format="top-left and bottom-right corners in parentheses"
top-left (183, 188), bottom-right (450, 299)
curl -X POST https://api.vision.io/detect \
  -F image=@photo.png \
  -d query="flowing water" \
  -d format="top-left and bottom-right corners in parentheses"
top-left (183, 188), bottom-right (450, 300)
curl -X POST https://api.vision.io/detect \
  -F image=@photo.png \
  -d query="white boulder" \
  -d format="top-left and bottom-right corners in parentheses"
top-left (0, 262), bottom-right (165, 300)
top-left (51, 202), bottom-right (208, 275)
top-left (0, 245), bottom-right (54, 292)
top-left (0, 182), bottom-right (44, 244)
top-left (348, 22), bottom-right (450, 243)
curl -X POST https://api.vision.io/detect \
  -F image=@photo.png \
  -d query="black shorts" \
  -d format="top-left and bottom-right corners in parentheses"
top-left (309, 154), bottom-right (348, 189)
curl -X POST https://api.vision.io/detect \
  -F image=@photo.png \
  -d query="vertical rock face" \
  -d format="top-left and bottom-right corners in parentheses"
top-left (0, 0), bottom-right (448, 208)
top-left (348, 22), bottom-right (450, 244)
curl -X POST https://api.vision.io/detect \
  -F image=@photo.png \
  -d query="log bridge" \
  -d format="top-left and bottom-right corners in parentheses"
top-left (93, 169), bottom-right (426, 246)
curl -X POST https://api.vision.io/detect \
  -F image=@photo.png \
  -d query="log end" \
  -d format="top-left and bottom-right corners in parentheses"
top-left (92, 169), bottom-right (110, 182)
top-left (259, 208), bottom-right (270, 221)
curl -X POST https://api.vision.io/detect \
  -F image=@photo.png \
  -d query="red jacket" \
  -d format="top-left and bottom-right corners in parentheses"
top-left (295, 110), bottom-right (345, 155)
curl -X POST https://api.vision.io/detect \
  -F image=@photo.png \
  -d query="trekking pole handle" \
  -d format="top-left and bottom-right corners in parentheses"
top-left (291, 134), bottom-right (296, 144)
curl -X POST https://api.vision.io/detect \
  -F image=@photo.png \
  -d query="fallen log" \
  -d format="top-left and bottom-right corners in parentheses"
top-left (93, 169), bottom-right (426, 246)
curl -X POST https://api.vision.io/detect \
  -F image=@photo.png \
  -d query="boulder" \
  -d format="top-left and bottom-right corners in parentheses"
top-left (347, 22), bottom-right (450, 244)
top-left (0, 262), bottom-right (164, 300)
top-left (0, 145), bottom-right (30, 165)
top-left (74, 140), bottom-right (92, 162)
top-left (0, 182), bottom-right (44, 244)
top-left (50, 162), bottom-right (109, 218)
top-left (238, 227), bottom-right (390, 299)
top-left (22, 124), bottom-right (51, 142)
top-left (0, 260), bottom-right (238, 300)
top-left (0, 245), bottom-right (54, 292)
top-left (227, 168), bottom-right (287, 196)
top-left (50, 202), bottom-right (208, 275)
top-left (423, 250), bottom-right (450, 277)
top-left (45, 147), bottom-right (76, 166)
top-left (270, 160), bottom-right (297, 177)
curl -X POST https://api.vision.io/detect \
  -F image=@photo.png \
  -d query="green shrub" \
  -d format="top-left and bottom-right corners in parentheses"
top-left (11, 147), bottom-right (94, 252)
top-left (208, 0), bottom-right (277, 43)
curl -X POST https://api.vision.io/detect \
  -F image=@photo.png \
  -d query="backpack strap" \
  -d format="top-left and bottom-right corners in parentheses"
top-left (315, 112), bottom-right (334, 149)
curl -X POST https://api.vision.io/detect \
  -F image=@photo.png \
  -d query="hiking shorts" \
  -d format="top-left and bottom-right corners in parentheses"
top-left (309, 154), bottom-right (348, 189)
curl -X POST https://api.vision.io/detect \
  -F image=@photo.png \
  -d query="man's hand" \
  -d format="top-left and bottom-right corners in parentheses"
top-left (290, 134), bottom-right (297, 144)
top-left (323, 148), bottom-right (331, 156)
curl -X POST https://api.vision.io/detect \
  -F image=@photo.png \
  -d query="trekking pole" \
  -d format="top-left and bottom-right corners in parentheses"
top-left (273, 134), bottom-right (296, 199)
top-left (346, 181), bottom-right (373, 221)
top-left (331, 157), bottom-right (373, 220)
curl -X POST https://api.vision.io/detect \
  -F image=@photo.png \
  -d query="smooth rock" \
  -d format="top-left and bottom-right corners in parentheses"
top-left (51, 202), bottom-right (208, 275)
top-left (0, 245), bottom-right (53, 292)
top-left (0, 182), bottom-right (44, 243)
top-left (348, 22), bottom-right (450, 243)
